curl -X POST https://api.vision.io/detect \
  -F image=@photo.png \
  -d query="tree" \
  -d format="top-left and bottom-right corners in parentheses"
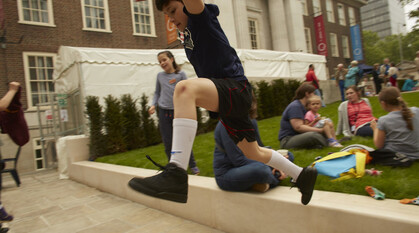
top-left (121, 94), bottom-right (143, 150)
top-left (362, 31), bottom-right (385, 65)
top-left (85, 96), bottom-right (106, 159)
top-left (139, 94), bottom-right (161, 146)
top-left (103, 95), bottom-right (127, 154)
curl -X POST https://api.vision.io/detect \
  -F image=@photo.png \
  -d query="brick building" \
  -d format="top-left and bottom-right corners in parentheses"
top-left (0, 0), bottom-right (175, 174)
top-left (301, 0), bottom-right (367, 74)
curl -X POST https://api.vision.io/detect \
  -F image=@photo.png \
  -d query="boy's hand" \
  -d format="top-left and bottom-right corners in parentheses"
top-left (9, 82), bottom-right (20, 92)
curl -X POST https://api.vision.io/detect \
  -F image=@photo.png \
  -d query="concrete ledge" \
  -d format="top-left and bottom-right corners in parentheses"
top-left (70, 161), bottom-right (419, 233)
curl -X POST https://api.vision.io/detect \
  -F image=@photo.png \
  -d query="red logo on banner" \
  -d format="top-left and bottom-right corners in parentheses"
top-left (165, 15), bottom-right (177, 45)
top-left (314, 15), bottom-right (327, 56)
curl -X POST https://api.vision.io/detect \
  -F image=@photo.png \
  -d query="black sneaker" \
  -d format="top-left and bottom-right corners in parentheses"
top-left (128, 156), bottom-right (188, 203)
top-left (293, 167), bottom-right (317, 205)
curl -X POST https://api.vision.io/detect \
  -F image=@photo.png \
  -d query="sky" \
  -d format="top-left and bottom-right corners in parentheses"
top-left (404, 0), bottom-right (418, 31)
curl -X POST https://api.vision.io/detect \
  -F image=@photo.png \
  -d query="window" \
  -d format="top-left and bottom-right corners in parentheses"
top-left (326, 0), bottom-right (335, 23)
top-left (313, 0), bottom-right (321, 17)
top-left (301, 0), bottom-right (308, 16)
top-left (33, 138), bottom-right (45, 170)
top-left (348, 7), bottom-right (356, 26)
top-left (337, 4), bottom-right (346, 26)
top-left (342, 35), bottom-right (350, 58)
top-left (304, 28), bottom-right (313, 53)
top-left (17, 0), bottom-right (55, 26)
top-left (248, 19), bottom-right (259, 49)
top-left (330, 33), bottom-right (339, 57)
top-left (131, 0), bottom-right (156, 36)
top-left (81, 0), bottom-right (111, 32)
top-left (23, 52), bottom-right (56, 109)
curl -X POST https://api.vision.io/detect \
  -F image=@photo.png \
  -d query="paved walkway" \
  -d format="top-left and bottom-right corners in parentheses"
top-left (1, 169), bottom-right (223, 233)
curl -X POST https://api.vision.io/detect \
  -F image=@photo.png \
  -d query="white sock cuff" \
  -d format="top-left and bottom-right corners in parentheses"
top-left (173, 118), bottom-right (198, 128)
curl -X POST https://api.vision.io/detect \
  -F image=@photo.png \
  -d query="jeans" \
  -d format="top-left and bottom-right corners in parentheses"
top-left (215, 162), bottom-right (280, 192)
top-left (339, 80), bottom-right (345, 101)
top-left (355, 123), bottom-right (373, 137)
top-left (314, 89), bottom-right (326, 107)
top-left (158, 108), bottom-right (197, 168)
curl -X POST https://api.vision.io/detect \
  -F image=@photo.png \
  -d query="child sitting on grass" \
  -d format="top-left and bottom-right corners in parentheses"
top-left (370, 87), bottom-right (419, 160)
top-left (304, 95), bottom-right (343, 147)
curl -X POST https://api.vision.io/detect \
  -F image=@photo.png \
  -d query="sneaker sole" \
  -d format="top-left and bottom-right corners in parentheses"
top-left (128, 178), bottom-right (187, 203)
top-left (301, 168), bottom-right (317, 205)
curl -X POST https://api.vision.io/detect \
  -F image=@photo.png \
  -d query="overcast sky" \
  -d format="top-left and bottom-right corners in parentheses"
top-left (404, 0), bottom-right (418, 31)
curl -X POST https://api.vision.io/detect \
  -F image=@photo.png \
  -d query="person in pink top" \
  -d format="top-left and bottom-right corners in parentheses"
top-left (336, 85), bottom-right (376, 137)
top-left (304, 95), bottom-right (342, 147)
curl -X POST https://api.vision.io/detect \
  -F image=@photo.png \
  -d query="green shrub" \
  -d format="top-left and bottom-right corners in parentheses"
top-left (103, 95), bottom-right (127, 154)
top-left (85, 96), bottom-right (106, 159)
top-left (121, 94), bottom-right (143, 150)
top-left (139, 94), bottom-right (161, 146)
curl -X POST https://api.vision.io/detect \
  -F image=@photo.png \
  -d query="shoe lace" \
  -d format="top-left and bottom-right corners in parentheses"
top-left (146, 155), bottom-right (166, 170)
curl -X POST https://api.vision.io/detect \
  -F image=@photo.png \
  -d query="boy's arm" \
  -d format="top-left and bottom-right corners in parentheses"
top-left (0, 82), bottom-right (20, 111)
top-left (182, 0), bottom-right (205, 14)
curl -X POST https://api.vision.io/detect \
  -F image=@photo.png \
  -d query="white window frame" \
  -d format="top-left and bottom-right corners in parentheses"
top-left (313, 0), bottom-right (321, 17)
top-left (337, 3), bottom-right (346, 26)
top-left (348, 7), bottom-right (356, 26)
top-left (23, 52), bottom-right (57, 110)
top-left (131, 0), bottom-right (156, 37)
top-left (32, 138), bottom-right (46, 171)
top-left (326, 0), bottom-right (335, 23)
top-left (301, 0), bottom-right (308, 16)
top-left (81, 0), bottom-right (112, 32)
top-left (330, 33), bottom-right (339, 57)
top-left (17, 0), bottom-right (55, 27)
top-left (248, 18), bottom-right (259, 49)
top-left (304, 27), bottom-right (313, 53)
top-left (342, 35), bottom-right (350, 58)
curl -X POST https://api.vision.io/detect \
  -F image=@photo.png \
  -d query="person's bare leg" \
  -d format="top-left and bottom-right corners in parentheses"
top-left (169, 79), bottom-right (219, 169)
top-left (322, 124), bottom-right (333, 139)
top-left (237, 139), bottom-right (302, 180)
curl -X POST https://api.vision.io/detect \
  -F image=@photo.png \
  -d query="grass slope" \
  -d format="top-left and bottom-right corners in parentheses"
top-left (96, 91), bottom-right (419, 199)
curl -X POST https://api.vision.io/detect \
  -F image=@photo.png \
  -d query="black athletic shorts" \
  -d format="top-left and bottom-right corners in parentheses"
top-left (209, 78), bottom-right (256, 144)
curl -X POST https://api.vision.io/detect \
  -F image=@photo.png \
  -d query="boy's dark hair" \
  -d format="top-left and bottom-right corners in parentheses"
top-left (158, 50), bottom-right (181, 73)
top-left (155, 0), bottom-right (182, 11)
top-left (293, 83), bottom-right (316, 100)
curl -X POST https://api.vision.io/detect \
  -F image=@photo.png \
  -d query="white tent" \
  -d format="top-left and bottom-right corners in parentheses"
top-left (53, 46), bottom-right (327, 105)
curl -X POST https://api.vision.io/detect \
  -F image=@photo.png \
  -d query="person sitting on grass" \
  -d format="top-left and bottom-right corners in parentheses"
top-left (128, 0), bottom-right (317, 206)
top-left (278, 84), bottom-right (328, 149)
top-left (336, 85), bottom-right (376, 137)
top-left (214, 94), bottom-right (291, 193)
top-left (370, 87), bottom-right (419, 161)
top-left (401, 75), bottom-right (418, 92)
top-left (304, 95), bottom-right (342, 148)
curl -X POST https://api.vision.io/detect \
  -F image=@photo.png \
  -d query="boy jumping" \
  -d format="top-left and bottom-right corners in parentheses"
top-left (128, 0), bottom-right (318, 205)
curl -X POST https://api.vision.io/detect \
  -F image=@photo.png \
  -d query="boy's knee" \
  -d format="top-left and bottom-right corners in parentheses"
top-left (174, 80), bottom-right (191, 96)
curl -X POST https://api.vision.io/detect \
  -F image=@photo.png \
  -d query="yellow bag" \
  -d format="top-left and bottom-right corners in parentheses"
top-left (311, 150), bottom-right (367, 182)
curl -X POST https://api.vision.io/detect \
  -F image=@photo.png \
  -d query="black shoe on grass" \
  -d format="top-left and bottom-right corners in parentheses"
top-left (128, 156), bottom-right (188, 203)
top-left (293, 167), bottom-right (317, 205)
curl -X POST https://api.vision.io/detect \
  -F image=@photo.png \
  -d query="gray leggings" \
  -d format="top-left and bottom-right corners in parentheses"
top-left (280, 132), bottom-right (328, 149)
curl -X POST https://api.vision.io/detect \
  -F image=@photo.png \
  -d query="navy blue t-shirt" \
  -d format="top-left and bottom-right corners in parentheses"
top-left (182, 4), bottom-right (247, 81)
top-left (278, 100), bottom-right (307, 140)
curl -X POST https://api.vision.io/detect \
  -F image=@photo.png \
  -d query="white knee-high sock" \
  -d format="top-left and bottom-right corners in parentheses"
top-left (169, 118), bottom-right (198, 170)
top-left (266, 150), bottom-right (303, 180)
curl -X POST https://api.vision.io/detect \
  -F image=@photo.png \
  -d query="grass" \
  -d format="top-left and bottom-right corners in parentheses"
top-left (96, 91), bottom-right (419, 200)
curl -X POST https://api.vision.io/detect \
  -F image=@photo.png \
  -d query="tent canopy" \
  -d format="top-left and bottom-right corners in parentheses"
top-left (53, 46), bottom-right (327, 105)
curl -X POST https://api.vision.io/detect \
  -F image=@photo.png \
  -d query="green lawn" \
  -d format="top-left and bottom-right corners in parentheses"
top-left (96, 91), bottom-right (419, 199)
